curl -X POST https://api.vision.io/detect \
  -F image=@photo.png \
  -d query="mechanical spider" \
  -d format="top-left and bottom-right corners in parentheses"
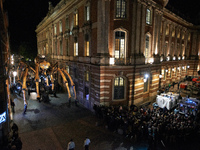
top-left (16, 55), bottom-right (76, 106)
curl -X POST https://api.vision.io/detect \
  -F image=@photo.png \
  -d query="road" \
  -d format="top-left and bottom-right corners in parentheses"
top-left (12, 93), bottom-right (148, 150)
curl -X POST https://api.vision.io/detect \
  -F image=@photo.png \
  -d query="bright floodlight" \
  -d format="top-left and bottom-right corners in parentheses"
top-left (13, 71), bottom-right (17, 77)
top-left (145, 74), bottom-right (149, 78)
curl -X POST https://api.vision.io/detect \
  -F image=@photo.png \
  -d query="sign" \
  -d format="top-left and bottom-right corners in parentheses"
top-left (0, 112), bottom-right (6, 124)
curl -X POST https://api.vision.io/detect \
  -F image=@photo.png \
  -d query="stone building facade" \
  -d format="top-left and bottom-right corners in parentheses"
top-left (36, 0), bottom-right (200, 110)
top-left (0, 0), bottom-right (11, 146)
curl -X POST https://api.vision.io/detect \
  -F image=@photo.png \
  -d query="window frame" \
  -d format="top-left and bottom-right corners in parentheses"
top-left (114, 30), bottom-right (126, 59)
top-left (113, 76), bottom-right (126, 100)
top-left (115, 0), bottom-right (127, 19)
top-left (74, 37), bottom-right (78, 56)
top-left (74, 10), bottom-right (78, 27)
top-left (146, 8), bottom-right (152, 25)
top-left (145, 33), bottom-right (151, 64)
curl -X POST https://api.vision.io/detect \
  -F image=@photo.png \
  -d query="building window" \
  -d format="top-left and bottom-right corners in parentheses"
top-left (66, 65), bottom-right (69, 73)
top-left (144, 78), bottom-right (149, 92)
top-left (74, 68), bottom-right (77, 78)
top-left (116, 0), bottom-right (126, 19)
top-left (146, 8), bottom-right (152, 25)
top-left (60, 40), bottom-right (63, 55)
top-left (54, 24), bottom-right (57, 35)
top-left (114, 77), bottom-right (124, 99)
top-left (85, 71), bottom-right (89, 82)
top-left (115, 31), bottom-right (125, 59)
top-left (85, 5), bottom-right (90, 21)
top-left (85, 86), bottom-right (89, 100)
top-left (59, 21), bottom-right (62, 33)
top-left (65, 17), bottom-right (69, 30)
top-left (55, 41), bottom-right (57, 55)
top-left (145, 34), bottom-right (151, 63)
top-left (66, 39), bottom-right (69, 56)
top-left (74, 37), bottom-right (78, 56)
top-left (85, 34), bottom-right (90, 56)
top-left (74, 11), bottom-right (78, 26)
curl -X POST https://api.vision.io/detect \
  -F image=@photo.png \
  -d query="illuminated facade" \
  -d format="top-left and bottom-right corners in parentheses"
top-left (36, 0), bottom-right (200, 109)
top-left (0, 0), bottom-right (11, 146)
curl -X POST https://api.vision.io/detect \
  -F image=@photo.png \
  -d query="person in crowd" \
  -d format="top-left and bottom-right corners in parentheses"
top-left (67, 139), bottom-right (75, 150)
top-left (84, 137), bottom-right (91, 150)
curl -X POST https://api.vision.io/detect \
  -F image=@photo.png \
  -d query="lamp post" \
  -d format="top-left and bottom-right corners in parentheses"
top-left (13, 71), bottom-right (17, 84)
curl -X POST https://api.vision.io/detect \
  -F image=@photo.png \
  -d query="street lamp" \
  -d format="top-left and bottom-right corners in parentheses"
top-left (13, 71), bottom-right (17, 84)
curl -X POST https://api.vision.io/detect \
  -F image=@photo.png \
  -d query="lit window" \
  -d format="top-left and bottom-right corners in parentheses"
top-left (74, 38), bottom-right (78, 56)
top-left (85, 6), bottom-right (90, 21)
top-left (85, 71), bottom-right (89, 82)
top-left (145, 34), bottom-right (151, 63)
top-left (54, 24), bottom-right (57, 35)
top-left (66, 65), bottom-right (69, 73)
top-left (146, 9), bottom-right (151, 25)
top-left (116, 0), bottom-right (126, 18)
top-left (85, 34), bottom-right (90, 56)
top-left (114, 77), bottom-right (124, 99)
top-left (74, 12), bottom-right (78, 26)
top-left (59, 21), bottom-right (62, 33)
top-left (115, 31), bottom-right (125, 59)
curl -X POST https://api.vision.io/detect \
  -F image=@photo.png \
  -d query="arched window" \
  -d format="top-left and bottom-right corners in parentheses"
top-left (115, 31), bottom-right (125, 59)
top-left (114, 77), bottom-right (125, 99)
top-left (116, 0), bottom-right (126, 19)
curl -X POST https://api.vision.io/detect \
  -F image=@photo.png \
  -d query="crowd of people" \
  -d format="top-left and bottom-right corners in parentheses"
top-left (5, 123), bottom-right (22, 150)
top-left (93, 103), bottom-right (200, 149)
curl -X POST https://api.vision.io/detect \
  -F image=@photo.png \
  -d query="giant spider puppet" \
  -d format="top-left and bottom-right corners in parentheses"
top-left (17, 55), bottom-right (76, 106)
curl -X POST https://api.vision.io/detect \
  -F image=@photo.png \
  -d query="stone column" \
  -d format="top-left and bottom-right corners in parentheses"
top-left (168, 23), bottom-right (172, 55)
top-left (140, 3), bottom-right (146, 55)
top-left (191, 31), bottom-right (198, 56)
top-left (179, 28), bottom-right (183, 56)
top-left (161, 20), bottom-right (166, 56)
top-left (96, 0), bottom-right (110, 64)
top-left (174, 26), bottom-right (179, 57)
top-left (152, 9), bottom-right (158, 56)
top-left (184, 30), bottom-right (188, 57)
top-left (131, 0), bottom-right (137, 56)
top-left (135, 2), bottom-right (141, 54)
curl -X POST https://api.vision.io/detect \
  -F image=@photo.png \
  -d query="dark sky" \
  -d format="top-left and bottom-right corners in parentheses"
top-left (6, 0), bottom-right (60, 53)
top-left (5, 0), bottom-right (200, 54)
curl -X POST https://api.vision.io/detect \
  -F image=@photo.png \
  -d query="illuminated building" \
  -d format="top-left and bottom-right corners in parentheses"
top-left (36, 0), bottom-right (200, 109)
top-left (0, 0), bottom-right (11, 146)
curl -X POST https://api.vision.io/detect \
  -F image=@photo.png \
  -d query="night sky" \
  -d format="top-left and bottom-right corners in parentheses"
top-left (5, 0), bottom-right (200, 55)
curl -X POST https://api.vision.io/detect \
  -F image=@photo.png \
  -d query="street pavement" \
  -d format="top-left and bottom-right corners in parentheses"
top-left (12, 93), bottom-right (149, 150)
top-left (11, 82), bottom-right (200, 150)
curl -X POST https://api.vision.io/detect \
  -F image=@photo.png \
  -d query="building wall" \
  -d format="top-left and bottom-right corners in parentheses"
top-left (36, 0), bottom-right (200, 110)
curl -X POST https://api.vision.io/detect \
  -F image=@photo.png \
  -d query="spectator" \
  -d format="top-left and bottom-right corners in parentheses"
top-left (67, 139), bottom-right (75, 150)
top-left (84, 137), bottom-right (91, 150)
